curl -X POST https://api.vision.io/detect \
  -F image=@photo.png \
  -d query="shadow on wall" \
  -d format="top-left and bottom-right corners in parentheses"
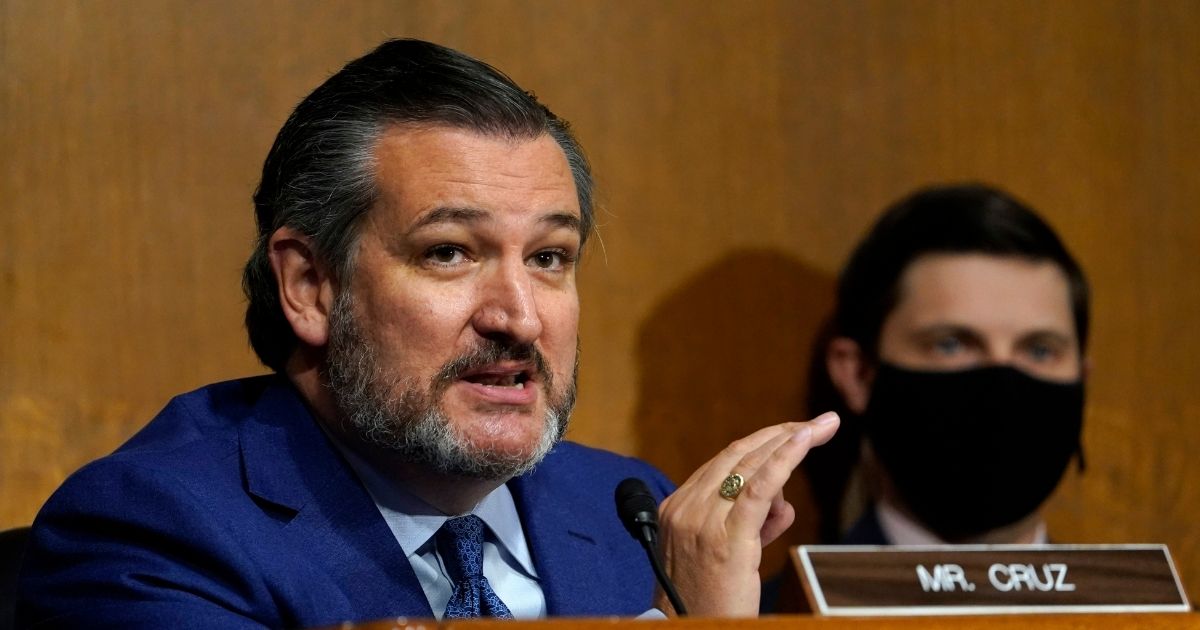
top-left (632, 249), bottom-right (835, 575)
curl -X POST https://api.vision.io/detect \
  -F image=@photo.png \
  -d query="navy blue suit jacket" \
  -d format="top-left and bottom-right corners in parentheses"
top-left (18, 376), bottom-right (675, 628)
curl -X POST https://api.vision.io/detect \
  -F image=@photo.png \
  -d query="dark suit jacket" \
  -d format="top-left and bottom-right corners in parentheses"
top-left (841, 505), bottom-right (890, 545)
top-left (18, 376), bottom-right (674, 628)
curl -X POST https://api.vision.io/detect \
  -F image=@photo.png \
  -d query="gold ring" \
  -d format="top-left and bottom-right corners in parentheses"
top-left (719, 473), bottom-right (745, 501)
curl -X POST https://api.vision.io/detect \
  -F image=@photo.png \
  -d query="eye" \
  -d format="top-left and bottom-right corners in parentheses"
top-left (932, 336), bottom-right (964, 356)
top-left (1025, 341), bottom-right (1059, 363)
top-left (529, 249), bottom-right (573, 271)
top-left (425, 244), bottom-right (467, 266)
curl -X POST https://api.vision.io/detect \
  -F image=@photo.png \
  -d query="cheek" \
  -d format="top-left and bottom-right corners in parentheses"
top-left (1019, 357), bottom-right (1082, 382)
top-left (924, 353), bottom-right (985, 371)
top-left (358, 285), bottom-right (477, 359)
top-left (541, 296), bottom-right (579, 363)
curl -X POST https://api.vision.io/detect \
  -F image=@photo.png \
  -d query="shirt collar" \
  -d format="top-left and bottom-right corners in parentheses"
top-left (330, 436), bottom-right (538, 577)
top-left (875, 500), bottom-right (1048, 545)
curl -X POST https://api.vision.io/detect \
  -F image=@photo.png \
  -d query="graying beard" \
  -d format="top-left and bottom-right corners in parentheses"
top-left (324, 291), bottom-right (572, 480)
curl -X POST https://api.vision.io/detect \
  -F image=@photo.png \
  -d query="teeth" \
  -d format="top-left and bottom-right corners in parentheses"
top-left (475, 374), bottom-right (524, 388)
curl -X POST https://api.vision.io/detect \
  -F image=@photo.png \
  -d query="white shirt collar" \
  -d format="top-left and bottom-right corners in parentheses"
top-left (875, 500), bottom-right (1048, 546)
top-left (330, 437), bottom-right (538, 578)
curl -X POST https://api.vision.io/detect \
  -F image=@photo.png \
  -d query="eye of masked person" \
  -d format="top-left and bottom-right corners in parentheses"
top-left (909, 326), bottom-right (1078, 381)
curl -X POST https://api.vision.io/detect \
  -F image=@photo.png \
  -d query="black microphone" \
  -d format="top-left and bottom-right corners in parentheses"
top-left (614, 477), bottom-right (688, 616)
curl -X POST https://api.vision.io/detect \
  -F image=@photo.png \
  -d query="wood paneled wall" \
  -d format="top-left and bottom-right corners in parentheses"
top-left (3, 0), bottom-right (1197, 603)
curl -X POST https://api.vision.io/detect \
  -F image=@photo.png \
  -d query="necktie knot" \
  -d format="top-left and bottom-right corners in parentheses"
top-left (436, 515), bottom-right (513, 618)
top-left (438, 515), bottom-right (486, 582)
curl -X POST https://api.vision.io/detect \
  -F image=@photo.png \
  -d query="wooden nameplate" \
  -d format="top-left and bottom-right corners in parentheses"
top-left (794, 544), bottom-right (1191, 616)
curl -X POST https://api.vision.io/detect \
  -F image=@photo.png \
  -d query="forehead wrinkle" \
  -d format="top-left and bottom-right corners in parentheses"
top-left (440, 173), bottom-right (571, 191)
top-left (406, 206), bottom-right (580, 239)
top-left (407, 206), bottom-right (488, 234)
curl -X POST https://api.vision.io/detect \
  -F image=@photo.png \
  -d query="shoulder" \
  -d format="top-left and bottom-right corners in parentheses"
top-left (31, 374), bottom-right (329, 540)
top-left (18, 375), bottom-right (344, 627)
top-left (41, 377), bottom-right (285, 506)
top-left (522, 441), bottom-right (676, 500)
top-left (26, 376), bottom-right (289, 558)
top-left (114, 375), bottom-right (278, 457)
top-left (19, 431), bottom-right (278, 626)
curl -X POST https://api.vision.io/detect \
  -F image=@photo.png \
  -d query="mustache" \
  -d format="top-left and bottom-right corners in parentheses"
top-left (433, 339), bottom-right (553, 387)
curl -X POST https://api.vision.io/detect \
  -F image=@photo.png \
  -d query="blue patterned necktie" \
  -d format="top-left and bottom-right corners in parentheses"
top-left (437, 515), bottom-right (514, 619)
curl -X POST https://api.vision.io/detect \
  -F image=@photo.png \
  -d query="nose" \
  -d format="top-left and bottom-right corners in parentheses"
top-left (471, 256), bottom-right (543, 344)
top-left (985, 343), bottom-right (1015, 366)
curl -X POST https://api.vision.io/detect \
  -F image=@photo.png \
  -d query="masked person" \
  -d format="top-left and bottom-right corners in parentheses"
top-left (821, 183), bottom-right (1088, 545)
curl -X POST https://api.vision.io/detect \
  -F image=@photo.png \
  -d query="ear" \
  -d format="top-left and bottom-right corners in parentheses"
top-left (267, 226), bottom-right (337, 348)
top-left (1079, 353), bottom-right (1092, 382)
top-left (826, 336), bottom-right (875, 415)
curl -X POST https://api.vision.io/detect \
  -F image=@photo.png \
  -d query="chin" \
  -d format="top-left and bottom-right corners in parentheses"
top-left (461, 413), bottom-right (547, 455)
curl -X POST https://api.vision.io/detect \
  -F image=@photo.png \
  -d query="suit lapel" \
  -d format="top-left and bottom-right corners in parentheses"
top-left (509, 457), bottom-right (627, 616)
top-left (238, 379), bottom-right (434, 619)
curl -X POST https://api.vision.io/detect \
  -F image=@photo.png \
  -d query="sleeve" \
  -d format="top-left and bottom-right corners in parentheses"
top-left (17, 460), bottom-right (277, 629)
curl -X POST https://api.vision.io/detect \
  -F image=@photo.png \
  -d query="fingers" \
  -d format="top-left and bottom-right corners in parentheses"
top-left (661, 412), bottom-right (840, 544)
top-left (725, 413), bottom-right (839, 484)
top-left (654, 412), bottom-right (841, 617)
top-left (725, 413), bottom-right (839, 539)
top-left (806, 411), bottom-right (840, 447)
top-left (725, 412), bottom-right (838, 502)
top-left (760, 494), bottom-right (794, 546)
top-left (687, 422), bottom-right (808, 492)
top-left (729, 426), bottom-right (808, 485)
top-left (723, 427), bottom-right (819, 540)
top-left (662, 425), bottom-right (801, 521)
top-left (667, 412), bottom-right (840, 514)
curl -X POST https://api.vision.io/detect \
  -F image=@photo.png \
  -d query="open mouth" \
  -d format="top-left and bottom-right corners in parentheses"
top-left (460, 366), bottom-right (534, 389)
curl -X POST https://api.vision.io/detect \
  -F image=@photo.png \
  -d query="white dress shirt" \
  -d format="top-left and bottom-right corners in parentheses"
top-left (336, 445), bottom-right (547, 619)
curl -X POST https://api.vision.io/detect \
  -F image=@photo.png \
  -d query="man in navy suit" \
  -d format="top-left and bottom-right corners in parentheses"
top-left (18, 39), bottom-right (838, 627)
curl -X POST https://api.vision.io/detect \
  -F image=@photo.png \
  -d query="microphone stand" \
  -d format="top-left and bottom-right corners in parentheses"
top-left (635, 523), bottom-right (688, 616)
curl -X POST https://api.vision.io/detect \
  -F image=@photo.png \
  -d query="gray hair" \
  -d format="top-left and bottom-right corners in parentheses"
top-left (242, 39), bottom-right (594, 371)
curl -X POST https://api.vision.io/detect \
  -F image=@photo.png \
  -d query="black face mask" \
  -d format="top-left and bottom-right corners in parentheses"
top-left (861, 363), bottom-right (1084, 542)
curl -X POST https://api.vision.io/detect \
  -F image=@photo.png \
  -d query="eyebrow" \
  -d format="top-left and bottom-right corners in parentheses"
top-left (913, 324), bottom-right (1075, 346)
top-left (407, 207), bottom-right (487, 233)
top-left (407, 206), bottom-right (581, 235)
top-left (912, 324), bottom-right (984, 343)
top-left (1018, 329), bottom-right (1076, 346)
top-left (541, 212), bottom-right (581, 234)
